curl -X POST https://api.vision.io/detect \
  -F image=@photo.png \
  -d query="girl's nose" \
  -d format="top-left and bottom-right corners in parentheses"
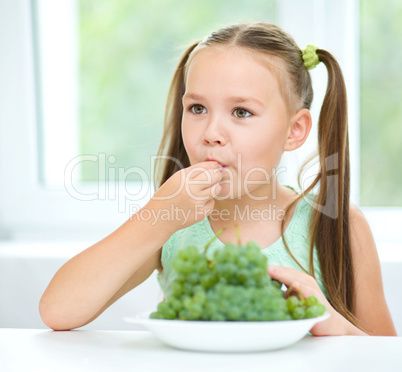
top-left (202, 116), bottom-right (227, 146)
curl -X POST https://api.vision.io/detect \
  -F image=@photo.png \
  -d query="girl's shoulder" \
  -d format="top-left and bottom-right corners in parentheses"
top-left (348, 203), bottom-right (375, 253)
top-left (289, 189), bottom-right (318, 221)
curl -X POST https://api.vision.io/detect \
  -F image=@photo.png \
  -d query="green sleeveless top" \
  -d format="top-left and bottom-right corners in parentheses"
top-left (157, 193), bottom-right (327, 299)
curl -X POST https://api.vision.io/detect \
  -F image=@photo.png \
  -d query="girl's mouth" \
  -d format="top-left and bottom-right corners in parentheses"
top-left (205, 157), bottom-right (227, 169)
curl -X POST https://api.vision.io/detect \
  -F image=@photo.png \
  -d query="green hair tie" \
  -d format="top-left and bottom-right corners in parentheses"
top-left (301, 44), bottom-right (320, 70)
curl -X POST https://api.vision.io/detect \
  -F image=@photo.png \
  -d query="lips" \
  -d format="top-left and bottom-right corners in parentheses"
top-left (206, 157), bottom-right (227, 167)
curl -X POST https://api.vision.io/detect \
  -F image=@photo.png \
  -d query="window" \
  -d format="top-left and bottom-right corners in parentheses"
top-left (360, 0), bottom-right (402, 206)
top-left (358, 0), bottom-right (402, 244)
top-left (76, 0), bottom-right (276, 184)
top-left (0, 0), bottom-right (400, 245)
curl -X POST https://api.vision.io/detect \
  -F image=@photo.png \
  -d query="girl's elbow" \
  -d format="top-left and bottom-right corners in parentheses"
top-left (39, 296), bottom-right (76, 331)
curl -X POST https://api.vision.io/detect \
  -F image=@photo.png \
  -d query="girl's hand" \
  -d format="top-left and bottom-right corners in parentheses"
top-left (268, 264), bottom-right (349, 336)
top-left (147, 161), bottom-right (223, 232)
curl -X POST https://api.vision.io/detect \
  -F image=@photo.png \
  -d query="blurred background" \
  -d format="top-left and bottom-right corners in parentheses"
top-left (0, 0), bottom-right (401, 332)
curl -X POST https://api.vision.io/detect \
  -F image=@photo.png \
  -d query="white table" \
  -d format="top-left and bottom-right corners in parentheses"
top-left (1, 329), bottom-right (401, 372)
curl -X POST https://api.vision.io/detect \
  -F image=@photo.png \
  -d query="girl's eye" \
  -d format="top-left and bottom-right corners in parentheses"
top-left (233, 108), bottom-right (252, 118)
top-left (190, 105), bottom-right (206, 114)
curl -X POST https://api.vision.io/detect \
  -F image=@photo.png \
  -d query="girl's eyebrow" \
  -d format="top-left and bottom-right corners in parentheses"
top-left (182, 93), bottom-right (265, 107)
top-left (229, 96), bottom-right (265, 108)
top-left (182, 93), bottom-right (205, 101)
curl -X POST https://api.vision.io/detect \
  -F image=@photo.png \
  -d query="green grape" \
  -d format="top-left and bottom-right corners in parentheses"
top-left (260, 310), bottom-right (272, 321)
top-left (253, 301), bottom-right (264, 313)
top-left (305, 295), bottom-right (319, 307)
top-left (236, 268), bottom-right (247, 284)
top-left (194, 260), bottom-right (207, 274)
top-left (266, 310), bottom-right (284, 321)
top-left (171, 281), bottom-right (183, 297)
top-left (215, 250), bottom-right (227, 263)
top-left (187, 271), bottom-right (200, 285)
top-left (241, 302), bottom-right (252, 314)
top-left (176, 272), bottom-right (187, 283)
top-left (271, 280), bottom-right (282, 290)
top-left (292, 306), bottom-right (306, 319)
top-left (163, 307), bottom-right (177, 319)
top-left (317, 303), bottom-right (326, 314)
top-left (250, 266), bottom-right (265, 281)
top-left (157, 301), bottom-right (170, 314)
top-left (200, 273), bottom-right (216, 289)
top-left (218, 284), bottom-right (231, 297)
top-left (172, 258), bottom-right (184, 273)
top-left (245, 278), bottom-right (257, 287)
top-left (167, 296), bottom-right (183, 312)
top-left (245, 310), bottom-right (259, 321)
top-left (246, 241), bottom-right (260, 252)
top-left (187, 302), bottom-right (203, 316)
top-left (193, 291), bottom-right (207, 305)
top-left (182, 296), bottom-right (193, 310)
top-left (221, 244), bottom-right (238, 263)
top-left (287, 296), bottom-right (300, 312)
top-left (152, 239), bottom-right (328, 322)
top-left (218, 298), bottom-right (230, 313)
top-left (259, 276), bottom-right (271, 287)
top-left (193, 284), bottom-right (204, 294)
top-left (224, 262), bottom-right (237, 278)
top-left (305, 305), bottom-right (320, 318)
top-left (305, 303), bottom-right (326, 318)
top-left (242, 288), bottom-right (254, 301)
top-left (210, 312), bottom-right (226, 321)
top-left (178, 309), bottom-right (191, 320)
top-left (177, 245), bottom-right (198, 261)
top-left (184, 261), bottom-right (194, 275)
top-left (183, 282), bottom-right (193, 295)
top-left (205, 301), bottom-right (218, 316)
top-left (218, 277), bottom-right (228, 285)
top-left (236, 255), bottom-right (249, 268)
top-left (150, 312), bottom-right (163, 319)
top-left (227, 306), bottom-right (242, 320)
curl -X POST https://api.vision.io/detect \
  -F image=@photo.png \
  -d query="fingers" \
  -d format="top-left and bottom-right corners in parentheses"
top-left (187, 162), bottom-right (222, 181)
top-left (198, 161), bottom-right (222, 169)
top-left (187, 167), bottom-right (223, 193)
top-left (268, 265), bottom-right (330, 310)
top-left (268, 265), bottom-right (302, 287)
top-left (268, 265), bottom-right (315, 298)
top-left (210, 182), bottom-right (222, 198)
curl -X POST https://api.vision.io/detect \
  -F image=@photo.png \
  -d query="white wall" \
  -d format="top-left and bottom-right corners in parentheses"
top-left (0, 242), bottom-right (163, 331)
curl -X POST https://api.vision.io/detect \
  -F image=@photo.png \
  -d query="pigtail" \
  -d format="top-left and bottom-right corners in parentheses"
top-left (153, 42), bottom-right (200, 191)
top-left (282, 48), bottom-right (364, 330)
top-left (309, 49), bottom-right (359, 327)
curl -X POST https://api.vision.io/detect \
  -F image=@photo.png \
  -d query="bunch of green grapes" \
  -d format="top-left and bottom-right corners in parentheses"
top-left (150, 239), bottom-right (326, 321)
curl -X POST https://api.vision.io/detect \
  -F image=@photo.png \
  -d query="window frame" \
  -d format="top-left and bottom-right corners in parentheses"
top-left (0, 0), bottom-right (400, 245)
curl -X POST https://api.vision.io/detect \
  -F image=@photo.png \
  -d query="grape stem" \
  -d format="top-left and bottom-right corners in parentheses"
top-left (287, 284), bottom-right (305, 303)
top-left (234, 223), bottom-right (241, 245)
top-left (204, 227), bottom-right (226, 255)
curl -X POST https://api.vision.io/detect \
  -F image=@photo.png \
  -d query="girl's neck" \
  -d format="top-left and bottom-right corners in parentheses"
top-left (211, 183), bottom-right (298, 224)
top-left (207, 183), bottom-right (299, 247)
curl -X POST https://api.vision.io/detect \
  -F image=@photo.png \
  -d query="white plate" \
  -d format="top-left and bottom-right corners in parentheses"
top-left (124, 310), bottom-right (330, 352)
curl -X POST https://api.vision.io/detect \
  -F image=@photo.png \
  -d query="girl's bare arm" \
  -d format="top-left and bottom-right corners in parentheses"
top-left (348, 204), bottom-right (397, 336)
top-left (39, 161), bottom-right (223, 331)
top-left (268, 204), bottom-right (397, 336)
top-left (39, 212), bottom-right (171, 331)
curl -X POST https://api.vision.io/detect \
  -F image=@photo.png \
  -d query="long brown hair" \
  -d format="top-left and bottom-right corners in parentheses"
top-left (154, 23), bottom-right (362, 330)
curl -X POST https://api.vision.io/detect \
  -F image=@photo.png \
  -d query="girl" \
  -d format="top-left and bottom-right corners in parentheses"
top-left (40, 22), bottom-right (397, 336)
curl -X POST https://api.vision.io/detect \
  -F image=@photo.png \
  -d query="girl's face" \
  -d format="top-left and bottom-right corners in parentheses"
top-left (181, 46), bottom-right (291, 200)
